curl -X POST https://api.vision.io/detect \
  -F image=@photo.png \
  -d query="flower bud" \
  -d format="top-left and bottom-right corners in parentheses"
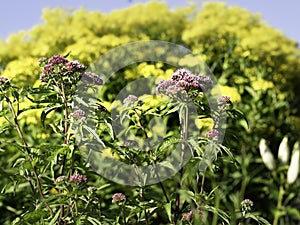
top-left (287, 141), bottom-right (300, 184)
top-left (278, 136), bottom-right (289, 164)
top-left (259, 139), bottom-right (276, 170)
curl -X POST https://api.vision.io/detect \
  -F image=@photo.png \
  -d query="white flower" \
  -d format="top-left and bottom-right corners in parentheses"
top-left (287, 142), bottom-right (300, 184)
top-left (278, 136), bottom-right (289, 164)
top-left (259, 139), bottom-right (276, 170)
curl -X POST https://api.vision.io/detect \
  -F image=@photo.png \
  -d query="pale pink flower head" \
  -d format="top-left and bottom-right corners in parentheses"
top-left (112, 193), bottom-right (126, 204)
top-left (69, 173), bottom-right (87, 184)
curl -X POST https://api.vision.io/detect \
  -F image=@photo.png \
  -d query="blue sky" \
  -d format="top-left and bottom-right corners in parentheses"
top-left (1, 0), bottom-right (300, 44)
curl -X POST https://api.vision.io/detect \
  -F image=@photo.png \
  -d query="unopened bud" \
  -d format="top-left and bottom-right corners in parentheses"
top-left (287, 142), bottom-right (300, 184)
top-left (259, 139), bottom-right (276, 170)
top-left (278, 136), bottom-right (289, 164)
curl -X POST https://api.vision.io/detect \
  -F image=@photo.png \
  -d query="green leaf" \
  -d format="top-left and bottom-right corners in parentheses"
top-left (103, 119), bottom-right (114, 139)
top-left (0, 124), bottom-right (11, 134)
top-left (201, 205), bottom-right (230, 224)
top-left (49, 209), bottom-right (60, 225)
top-left (87, 216), bottom-right (102, 225)
top-left (18, 104), bottom-right (45, 116)
top-left (12, 90), bottom-right (20, 102)
top-left (41, 103), bottom-right (62, 126)
top-left (83, 125), bottom-right (105, 147)
top-left (163, 201), bottom-right (172, 222)
top-left (246, 214), bottom-right (271, 225)
top-left (164, 103), bottom-right (181, 115)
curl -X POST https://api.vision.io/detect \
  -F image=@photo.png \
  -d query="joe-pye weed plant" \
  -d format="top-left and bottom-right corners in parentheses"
top-left (0, 53), bottom-right (271, 225)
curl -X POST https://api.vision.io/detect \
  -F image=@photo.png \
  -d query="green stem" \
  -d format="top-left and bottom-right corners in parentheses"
top-left (122, 204), bottom-right (127, 225)
top-left (153, 164), bottom-right (170, 203)
top-left (142, 188), bottom-right (150, 225)
top-left (273, 184), bottom-right (284, 225)
top-left (240, 145), bottom-right (248, 201)
top-left (59, 84), bottom-right (69, 176)
top-left (200, 169), bottom-right (206, 195)
top-left (211, 181), bottom-right (220, 225)
top-left (174, 104), bottom-right (189, 224)
top-left (2, 90), bottom-right (54, 216)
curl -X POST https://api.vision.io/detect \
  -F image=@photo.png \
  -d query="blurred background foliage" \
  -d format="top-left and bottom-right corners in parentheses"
top-left (1, 1), bottom-right (299, 224)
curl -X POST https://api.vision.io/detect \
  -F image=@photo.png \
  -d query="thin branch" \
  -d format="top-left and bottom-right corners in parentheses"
top-left (1, 89), bottom-right (54, 216)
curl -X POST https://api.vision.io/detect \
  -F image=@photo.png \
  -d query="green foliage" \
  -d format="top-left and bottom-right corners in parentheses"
top-left (0, 54), bottom-right (249, 224)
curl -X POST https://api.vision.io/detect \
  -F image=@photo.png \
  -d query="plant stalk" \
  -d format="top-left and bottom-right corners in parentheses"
top-left (3, 92), bottom-right (54, 216)
top-left (273, 184), bottom-right (284, 225)
top-left (174, 104), bottom-right (189, 224)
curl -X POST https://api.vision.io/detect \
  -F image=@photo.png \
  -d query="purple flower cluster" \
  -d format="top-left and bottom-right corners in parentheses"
top-left (0, 76), bottom-right (9, 88)
top-left (55, 175), bottom-right (67, 183)
top-left (182, 210), bottom-right (193, 221)
top-left (65, 60), bottom-right (87, 72)
top-left (42, 64), bottom-right (55, 74)
top-left (0, 76), bottom-right (8, 83)
top-left (55, 174), bottom-right (88, 186)
top-left (182, 209), bottom-right (203, 221)
top-left (156, 79), bottom-right (178, 95)
top-left (72, 109), bottom-right (86, 119)
top-left (165, 84), bottom-right (184, 96)
top-left (156, 68), bottom-right (213, 97)
top-left (123, 95), bottom-right (138, 106)
top-left (48, 55), bottom-right (69, 65)
top-left (39, 55), bottom-right (87, 85)
top-left (69, 173), bottom-right (88, 184)
top-left (205, 129), bottom-right (219, 140)
top-left (172, 68), bottom-right (213, 91)
top-left (80, 72), bottom-right (103, 85)
top-left (88, 186), bottom-right (97, 192)
top-left (38, 57), bottom-right (47, 66)
top-left (112, 193), bottom-right (126, 203)
top-left (241, 199), bottom-right (253, 207)
top-left (217, 96), bottom-right (231, 105)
